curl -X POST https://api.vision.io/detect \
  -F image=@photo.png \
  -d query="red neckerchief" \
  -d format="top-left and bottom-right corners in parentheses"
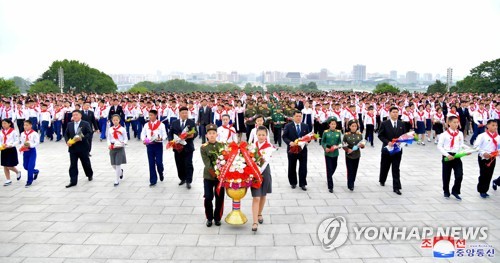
top-left (416, 111), bottom-right (425, 121)
top-left (18, 108), bottom-right (23, 116)
top-left (404, 111), bottom-right (413, 125)
top-left (384, 107), bottom-right (389, 113)
top-left (41, 109), bottom-right (47, 113)
top-left (435, 113), bottom-right (443, 120)
top-left (189, 108), bottom-right (195, 115)
top-left (315, 109), bottom-right (319, 115)
top-left (256, 141), bottom-right (272, 155)
top-left (447, 129), bottom-right (459, 148)
top-left (470, 106), bottom-right (476, 112)
top-left (216, 110), bottom-right (224, 120)
top-left (4, 107), bottom-right (10, 118)
top-left (24, 129), bottom-right (34, 143)
top-left (222, 125), bottom-right (235, 140)
top-left (486, 131), bottom-right (498, 150)
top-left (112, 125), bottom-right (122, 140)
top-left (333, 110), bottom-right (341, 116)
top-left (425, 109), bottom-right (431, 118)
top-left (55, 108), bottom-right (61, 115)
top-left (367, 112), bottom-right (375, 124)
top-left (495, 110), bottom-right (500, 118)
top-left (99, 106), bottom-right (106, 112)
top-left (148, 120), bottom-right (161, 136)
top-left (322, 109), bottom-right (328, 115)
top-left (346, 108), bottom-right (356, 119)
top-left (127, 105), bottom-right (134, 112)
top-left (449, 110), bottom-right (460, 122)
top-left (2, 128), bottom-right (13, 144)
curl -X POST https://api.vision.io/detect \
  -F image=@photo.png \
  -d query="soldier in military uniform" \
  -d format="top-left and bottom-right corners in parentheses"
top-left (200, 124), bottom-right (225, 227)
top-left (321, 118), bottom-right (342, 193)
top-left (244, 102), bottom-right (257, 142)
top-left (272, 107), bottom-right (285, 147)
top-left (259, 103), bottom-right (272, 131)
top-left (342, 120), bottom-right (365, 191)
top-left (284, 101), bottom-right (296, 125)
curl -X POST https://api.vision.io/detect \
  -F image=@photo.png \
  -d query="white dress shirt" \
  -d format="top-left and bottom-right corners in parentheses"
top-left (473, 131), bottom-right (500, 159)
top-left (217, 125), bottom-right (238, 143)
top-left (20, 129), bottom-right (40, 148)
top-left (0, 128), bottom-right (19, 147)
top-left (437, 128), bottom-right (464, 156)
top-left (140, 120), bottom-right (167, 142)
top-left (107, 125), bottom-right (128, 147)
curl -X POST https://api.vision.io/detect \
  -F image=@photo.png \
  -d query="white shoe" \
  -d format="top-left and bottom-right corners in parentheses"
top-left (427, 138), bottom-right (431, 142)
top-left (434, 140), bottom-right (438, 144)
top-left (4, 180), bottom-right (12, 186)
top-left (421, 142), bottom-right (425, 145)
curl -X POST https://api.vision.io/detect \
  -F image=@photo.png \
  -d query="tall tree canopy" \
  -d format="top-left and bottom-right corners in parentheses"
top-left (452, 58), bottom-right (500, 93)
top-left (0, 78), bottom-right (21, 96)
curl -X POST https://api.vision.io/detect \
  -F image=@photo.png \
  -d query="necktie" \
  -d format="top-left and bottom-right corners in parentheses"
top-left (296, 124), bottom-right (300, 135)
top-left (85, 111), bottom-right (88, 115)
top-left (393, 121), bottom-right (397, 129)
top-left (181, 121), bottom-right (185, 129)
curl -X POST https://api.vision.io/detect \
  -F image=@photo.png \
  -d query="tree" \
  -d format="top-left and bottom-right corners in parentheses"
top-left (454, 58), bottom-right (500, 93)
top-left (426, 80), bottom-right (448, 94)
top-left (0, 78), bottom-right (20, 96)
top-left (298, 81), bottom-right (318, 91)
top-left (38, 59), bottom-right (117, 93)
top-left (373, 83), bottom-right (400, 94)
top-left (29, 80), bottom-right (59, 94)
top-left (243, 83), bottom-right (264, 94)
top-left (11, 76), bottom-right (31, 93)
top-left (128, 86), bottom-right (149, 93)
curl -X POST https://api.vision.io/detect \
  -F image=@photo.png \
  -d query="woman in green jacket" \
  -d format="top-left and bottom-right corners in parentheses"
top-left (321, 118), bottom-right (342, 193)
top-left (342, 120), bottom-right (365, 191)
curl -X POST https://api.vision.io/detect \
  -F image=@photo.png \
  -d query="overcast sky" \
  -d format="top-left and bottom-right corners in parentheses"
top-left (1, 0), bottom-right (499, 80)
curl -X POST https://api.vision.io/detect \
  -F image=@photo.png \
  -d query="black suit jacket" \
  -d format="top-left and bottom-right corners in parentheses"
top-left (169, 118), bottom-right (198, 152)
top-left (457, 107), bottom-right (470, 123)
top-left (82, 110), bottom-right (98, 131)
top-left (64, 120), bottom-right (93, 153)
top-left (295, 101), bottom-right (304, 111)
top-left (108, 105), bottom-right (124, 120)
top-left (378, 119), bottom-right (405, 151)
top-left (282, 122), bottom-right (310, 152)
top-left (198, 106), bottom-right (212, 125)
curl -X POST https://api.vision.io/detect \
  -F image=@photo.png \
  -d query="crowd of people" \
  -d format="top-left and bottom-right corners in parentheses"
top-left (0, 90), bottom-right (499, 230)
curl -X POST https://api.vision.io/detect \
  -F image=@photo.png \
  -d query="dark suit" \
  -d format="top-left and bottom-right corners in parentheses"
top-left (295, 101), bottom-right (304, 111)
top-left (198, 106), bottom-right (212, 143)
top-left (457, 107), bottom-right (470, 134)
top-left (81, 110), bottom-right (98, 153)
top-left (108, 105), bottom-right (125, 124)
top-left (169, 118), bottom-right (198, 184)
top-left (282, 122), bottom-right (309, 187)
top-left (64, 120), bottom-right (94, 185)
top-left (378, 119), bottom-right (405, 190)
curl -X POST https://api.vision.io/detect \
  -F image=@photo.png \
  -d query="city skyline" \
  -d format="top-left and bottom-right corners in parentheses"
top-left (1, 0), bottom-right (499, 81)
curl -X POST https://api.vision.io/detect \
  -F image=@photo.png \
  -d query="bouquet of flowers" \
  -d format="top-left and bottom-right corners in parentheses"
top-left (385, 131), bottom-right (418, 155)
top-left (166, 127), bottom-right (196, 152)
top-left (211, 142), bottom-right (263, 194)
top-left (485, 150), bottom-right (499, 167)
top-left (0, 144), bottom-right (7, 151)
top-left (109, 141), bottom-right (125, 150)
top-left (143, 137), bottom-right (152, 145)
top-left (19, 142), bottom-right (30, 152)
top-left (444, 146), bottom-right (479, 162)
top-left (68, 127), bottom-right (84, 147)
top-left (289, 132), bottom-right (320, 154)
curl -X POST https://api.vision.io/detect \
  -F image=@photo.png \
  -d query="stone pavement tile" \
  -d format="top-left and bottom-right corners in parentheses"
top-left (12, 212), bottom-right (50, 221)
top-left (315, 206), bottom-right (348, 214)
top-left (72, 205), bottom-right (106, 214)
top-left (14, 204), bottom-right (49, 212)
top-left (361, 259), bottom-right (406, 263)
top-left (79, 223), bottom-right (119, 233)
top-left (0, 212), bottom-right (20, 220)
top-left (159, 206), bottom-right (194, 215)
top-left (106, 260), bottom-right (148, 263)
top-left (183, 224), bottom-right (220, 234)
top-left (51, 244), bottom-right (98, 258)
top-left (113, 223), bottom-right (152, 234)
top-left (11, 231), bottom-right (57, 243)
top-left (285, 206), bottom-right (317, 214)
top-left (106, 214), bottom-right (143, 224)
top-left (236, 234), bottom-right (274, 246)
top-left (75, 213), bottom-right (112, 223)
top-left (48, 233), bottom-right (92, 245)
top-left (43, 205), bottom-right (78, 213)
top-left (274, 233), bottom-right (313, 246)
top-left (335, 244), bottom-right (380, 258)
top-left (373, 244), bottom-right (421, 257)
top-left (0, 257), bottom-right (23, 263)
top-left (296, 246), bottom-right (339, 260)
top-left (289, 223), bottom-right (319, 234)
top-left (11, 243), bottom-right (60, 257)
top-left (45, 222), bottom-right (86, 232)
top-left (214, 246), bottom-right (256, 260)
top-left (365, 212), bottom-right (404, 222)
top-left (90, 245), bottom-right (137, 259)
top-left (63, 259), bottom-right (106, 263)
top-left (22, 258), bottom-right (65, 263)
top-left (0, 220), bottom-right (21, 231)
top-left (0, 243), bottom-right (23, 257)
top-left (0, 231), bottom-right (21, 242)
top-left (344, 205), bottom-right (378, 214)
top-left (270, 214), bottom-right (304, 224)
top-left (121, 234), bottom-right (163, 246)
top-left (396, 212), bottom-right (434, 221)
top-left (45, 212), bottom-right (82, 222)
top-left (158, 234), bottom-right (199, 246)
top-left (172, 246), bottom-right (215, 260)
top-left (136, 214), bottom-right (173, 224)
top-left (148, 223), bottom-right (185, 234)
top-left (255, 246), bottom-right (297, 260)
top-left (198, 234), bottom-right (236, 246)
top-left (320, 259), bottom-right (363, 263)
top-left (84, 233), bottom-right (127, 245)
top-left (129, 245), bottom-right (175, 260)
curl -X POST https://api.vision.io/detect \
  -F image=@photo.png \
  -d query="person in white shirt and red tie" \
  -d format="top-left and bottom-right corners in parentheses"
top-left (216, 114), bottom-right (238, 143)
top-left (364, 105), bottom-right (376, 147)
top-left (474, 120), bottom-right (499, 198)
top-left (107, 115), bottom-right (128, 187)
top-left (470, 102), bottom-right (488, 145)
top-left (20, 120), bottom-right (40, 188)
top-left (0, 119), bottom-right (21, 186)
top-left (140, 109), bottom-right (167, 187)
top-left (437, 116), bottom-right (467, 201)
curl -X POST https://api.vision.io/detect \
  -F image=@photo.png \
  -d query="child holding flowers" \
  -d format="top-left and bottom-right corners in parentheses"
top-left (107, 114), bottom-right (127, 186)
top-left (0, 119), bottom-right (21, 186)
top-left (342, 120), bottom-right (365, 191)
top-left (321, 118), bottom-right (342, 193)
top-left (19, 120), bottom-right (40, 188)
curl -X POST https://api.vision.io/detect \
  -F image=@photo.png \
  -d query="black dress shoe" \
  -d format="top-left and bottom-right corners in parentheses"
top-left (120, 169), bottom-right (123, 179)
top-left (65, 183), bottom-right (76, 188)
top-left (214, 221), bottom-right (221, 226)
top-left (88, 154), bottom-right (92, 157)
top-left (328, 189), bottom-right (333, 193)
top-left (34, 172), bottom-right (39, 180)
top-left (179, 180), bottom-right (185, 186)
top-left (159, 174), bottom-right (164, 182)
top-left (394, 189), bottom-right (402, 195)
top-left (206, 220), bottom-right (213, 227)
top-left (88, 176), bottom-right (93, 181)
top-left (149, 183), bottom-right (156, 187)
top-left (349, 188), bottom-right (354, 191)
top-left (380, 182), bottom-right (385, 186)
top-left (186, 183), bottom-right (191, 189)
top-left (301, 186), bottom-right (307, 191)
top-left (291, 185), bottom-right (296, 189)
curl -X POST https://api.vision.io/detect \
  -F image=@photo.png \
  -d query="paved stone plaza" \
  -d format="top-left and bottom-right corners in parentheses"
top-left (0, 133), bottom-right (499, 263)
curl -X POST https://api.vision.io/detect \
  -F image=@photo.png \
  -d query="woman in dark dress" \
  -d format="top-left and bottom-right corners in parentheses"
top-left (0, 119), bottom-right (21, 186)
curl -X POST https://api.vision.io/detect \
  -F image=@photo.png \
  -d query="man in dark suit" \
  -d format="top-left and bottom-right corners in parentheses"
top-left (197, 99), bottom-right (212, 144)
top-left (457, 101), bottom-right (470, 134)
top-left (378, 106), bottom-right (405, 195)
top-left (81, 102), bottom-right (99, 154)
top-left (295, 98), bottom-right (304, 111)
top-left (64, 110), bottom-right (94, 188)
top-left (169, 107), bottom-right (198, 189)
top-left (108, 99), bottom-right (125, 126)
top-left (282, 110), bottom-right (310, 191)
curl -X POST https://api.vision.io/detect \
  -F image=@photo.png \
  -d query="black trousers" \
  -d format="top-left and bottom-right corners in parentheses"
top-left (203, 179), bottom-right (225, 222)
top-left (273, 126), bottom-right (282, 146)
top-left (379, 152), bottom-right (402, 190)
top-left (404, 122), bottom-right (411, 133)
top-left (325, 156), bottom-right (338, 190)
top-left (199, 123), bottom-right (207, 143)
top-left (346, 156), bottom-right (360, 189)
top-left (17, 119), bottom-right (25, 133)
top-left (442, 156), bottom-right (463, 195)
top-left (287, 149), bottom-right (308, 187)
top-left (69, 151), bottom-right (93, 185)
top-left (375, 116), bottom-right (381, 132)
top-left (478, 157), bottom-right (496, 194)
top-left (88, 132), bottom-right (94, 153)
top-left (358, 113), bottom-right (364, 133)
top-left (246, 124), bottom-right (255, 142)
top-left (365, 124), bottom-right (374, 146)
top-left (174, 150), bottom-right (194, 183)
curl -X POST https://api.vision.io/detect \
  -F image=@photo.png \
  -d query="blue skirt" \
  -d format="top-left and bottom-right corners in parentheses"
top-left (425, 119), bottom-right (432, 131)
top-left (416, 121), bottom-right (425, 134)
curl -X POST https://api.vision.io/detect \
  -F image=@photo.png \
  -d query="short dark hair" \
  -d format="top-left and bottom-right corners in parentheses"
top-left (1, 118), bottom-right (13, 127)
top-left (24, 119), bottom-right (32, 125)
top-left (447, 116), bottom-right (458, 122)
top-left (72, 110), bottom-right (82, 115)
top-left (149, 110), bottom-right (158, 116)
top-left (256, 125), bottom-right (268, 135)
top-left (179, 106), bottom-right (188, 112)
top-left (293, 110), bottom-right (302, 116)
top-left (486, 119), bottom-right (497, 125)
top-left (389, 106), bottom-right (399, 113)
